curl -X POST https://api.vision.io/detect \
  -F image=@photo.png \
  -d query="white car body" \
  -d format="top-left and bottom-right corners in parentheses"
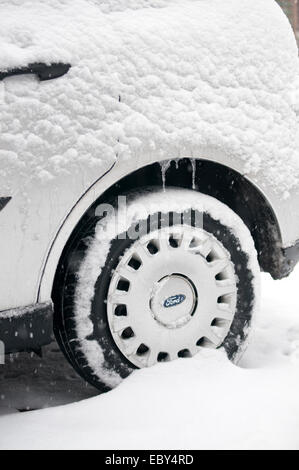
top-left (0, 0), bottom-right (299, 349)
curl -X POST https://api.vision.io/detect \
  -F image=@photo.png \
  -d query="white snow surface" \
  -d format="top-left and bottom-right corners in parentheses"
top-left (0, 267), bottom-right (299, 449)
top-left (1, 0), bottom-right (299, 196)
top-left (74, 189), bottom-right (260, 385)
top-left (0, 301), bottom-right (51, 319)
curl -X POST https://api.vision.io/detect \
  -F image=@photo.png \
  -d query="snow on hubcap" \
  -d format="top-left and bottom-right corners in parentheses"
top-left (107, 225), bottom-right (237, 368)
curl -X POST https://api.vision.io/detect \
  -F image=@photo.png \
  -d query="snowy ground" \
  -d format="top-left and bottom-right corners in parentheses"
top-left (0, 267), bottom-right (299, 450)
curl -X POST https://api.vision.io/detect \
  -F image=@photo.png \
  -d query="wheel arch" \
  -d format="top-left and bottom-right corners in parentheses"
top-left (38, 157), bottom-right (284, 304)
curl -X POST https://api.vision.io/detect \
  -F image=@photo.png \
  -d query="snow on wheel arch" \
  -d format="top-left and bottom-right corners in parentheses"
top-left (74, 189), bottom-right (261, 386)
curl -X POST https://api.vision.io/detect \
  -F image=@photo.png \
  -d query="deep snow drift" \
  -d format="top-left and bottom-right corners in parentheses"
top-left (0, 0), bottom-right (299, 197)
top-left (0, 268), bottom-right (299, 450)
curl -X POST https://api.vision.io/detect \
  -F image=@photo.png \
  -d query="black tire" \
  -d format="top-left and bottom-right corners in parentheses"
top-left (53, 190), bottom-right (259, 391)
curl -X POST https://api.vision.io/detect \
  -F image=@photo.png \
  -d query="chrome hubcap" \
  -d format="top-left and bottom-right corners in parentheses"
top-left (107, 225), bottom-right (237, 368)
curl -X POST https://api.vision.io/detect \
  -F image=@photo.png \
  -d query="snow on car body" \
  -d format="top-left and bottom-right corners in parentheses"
top-left (0, 0), bottom-right (299, 387)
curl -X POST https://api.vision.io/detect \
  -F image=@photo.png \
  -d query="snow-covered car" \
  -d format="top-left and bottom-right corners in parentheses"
top-left (1, 0), bottom-right (299, 390)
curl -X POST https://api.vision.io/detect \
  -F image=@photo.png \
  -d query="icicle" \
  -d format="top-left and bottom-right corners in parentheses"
top-left (160, 160), bottom-right (171, 192)
top-left (191, 158), bottom-right (196, 189)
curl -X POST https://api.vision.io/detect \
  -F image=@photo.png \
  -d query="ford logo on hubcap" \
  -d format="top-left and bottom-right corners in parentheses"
top-left (164, 294), bottom-right (186, 308)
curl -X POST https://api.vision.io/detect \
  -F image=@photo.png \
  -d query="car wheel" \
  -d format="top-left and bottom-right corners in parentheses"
top-left (54, 189), bottom-right (260, 391)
